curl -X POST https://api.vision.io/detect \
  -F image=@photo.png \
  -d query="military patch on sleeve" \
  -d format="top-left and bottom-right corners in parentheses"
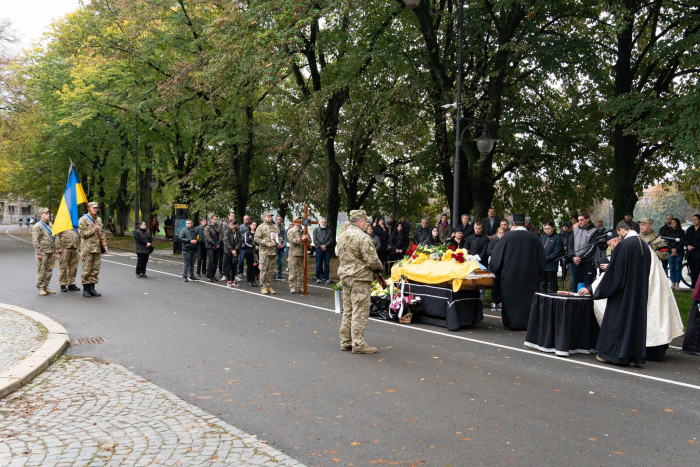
top-left (368, 245), bottom-right (375, 252)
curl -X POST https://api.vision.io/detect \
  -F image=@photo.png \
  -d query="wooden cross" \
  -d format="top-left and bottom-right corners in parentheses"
top-left (303, 204), bottom-right (318, 295)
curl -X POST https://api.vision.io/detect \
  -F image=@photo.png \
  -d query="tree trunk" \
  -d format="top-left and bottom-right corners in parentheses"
top-left (231, 105), bottom-right (255, 222)
top-left (114, 168), bottom-right (130, 236)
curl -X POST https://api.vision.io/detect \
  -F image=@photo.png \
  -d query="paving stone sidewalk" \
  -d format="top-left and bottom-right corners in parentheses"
top-left (0, 357), bottom-right (304, 467)
top-left (0, 309), bottom-right (45, 375)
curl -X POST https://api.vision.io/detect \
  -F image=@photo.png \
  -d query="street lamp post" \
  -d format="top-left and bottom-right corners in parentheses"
top-left (404, 0), bottom-right (498, 228)
top-left (105, 117), bottom-right (139, 225)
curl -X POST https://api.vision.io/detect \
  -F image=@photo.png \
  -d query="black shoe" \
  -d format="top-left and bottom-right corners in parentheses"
top-left (141, 273), bottom-right (147, 278)
top-left (67, 284), bottom-right (81, 291)
top-left (248, 281), bottom-right (255, 287)
top-left (83, 284), bottom-right (92, 298)
top-left (196, 274), bottom-right (202, 278)
top-left (136, 273), bottom-right (142, 278)
top-left (189, 276), bottom-right (198, 281)
top-left (183, 277), bottom-right (188, 282)
top-left (89, 284), bottom-right (101, 297)
top-left (61, 286), bottom-right (68, 292)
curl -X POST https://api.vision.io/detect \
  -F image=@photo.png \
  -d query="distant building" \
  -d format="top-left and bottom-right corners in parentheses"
top-left (1, 197), bottom-right (35, 224)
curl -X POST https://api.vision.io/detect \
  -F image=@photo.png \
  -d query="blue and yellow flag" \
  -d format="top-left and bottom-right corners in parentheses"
top-left (52, 163), bottom-right (88, 236)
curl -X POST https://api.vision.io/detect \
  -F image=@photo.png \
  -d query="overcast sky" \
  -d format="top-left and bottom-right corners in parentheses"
top-left (1, 0), bottom-right (82, 49)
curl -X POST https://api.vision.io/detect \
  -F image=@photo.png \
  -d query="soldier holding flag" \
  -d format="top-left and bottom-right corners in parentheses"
top-left (79, 202), bottom-right (108, 297)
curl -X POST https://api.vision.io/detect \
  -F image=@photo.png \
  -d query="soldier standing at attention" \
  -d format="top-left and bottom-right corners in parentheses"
top-left (338, 210), bottom-right (384, 354)
top-left (56, 226), bottom-right (81, 292)
top-left (287, 217), bottom-right (309, 293)
top-left (254, 211), bottom-right (282, 294)
top-left (79, 202), bottom-right (108, 297)
top-left (32, 207), bottom-right (58, 296)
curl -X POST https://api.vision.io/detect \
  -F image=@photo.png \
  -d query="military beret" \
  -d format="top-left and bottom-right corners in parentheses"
top-left (349, 209), bottom-right (367, 221)
top-left (639, 217), bottom-right (654, 224)
top-left (262, 211), bottom-right (273, 217)
top-left (36, 207), bottom-right (49, 214)
top-left (88, 202), bottom-right (99, 208)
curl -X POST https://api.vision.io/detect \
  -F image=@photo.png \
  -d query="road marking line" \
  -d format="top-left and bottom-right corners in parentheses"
top-left (8, 230), bottom-right (695, 390)
top-left (99, 254), bottom-right (700, 391)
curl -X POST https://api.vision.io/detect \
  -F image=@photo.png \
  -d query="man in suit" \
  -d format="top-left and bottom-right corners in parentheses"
top-left (481, 207), bottom-right (502, 240)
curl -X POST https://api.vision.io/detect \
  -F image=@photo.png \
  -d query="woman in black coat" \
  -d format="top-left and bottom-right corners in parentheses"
top-left (389, 223), bottom-right (409, 263)
top-left (427, 227), bottom-right (442, 246)
top-left (374, 217), bottom-right (390, 267)
top-left (133, 221), bottom-right (153, 278)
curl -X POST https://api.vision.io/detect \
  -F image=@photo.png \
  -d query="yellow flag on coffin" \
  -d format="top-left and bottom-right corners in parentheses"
top-left (391, 259), bottom-right (481, 292)
top-left (52, 163), bottom-right (88, 236)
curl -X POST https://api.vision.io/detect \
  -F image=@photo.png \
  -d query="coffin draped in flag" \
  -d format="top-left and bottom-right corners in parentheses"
top-left (52, 163), bottom-right (88, 236)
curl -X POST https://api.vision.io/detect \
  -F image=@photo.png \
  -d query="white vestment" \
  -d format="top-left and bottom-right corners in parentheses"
top-left (592, 251), bottom-right (684, 347)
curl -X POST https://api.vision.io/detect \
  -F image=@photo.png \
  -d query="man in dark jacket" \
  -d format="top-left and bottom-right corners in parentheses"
top-left (275, 215), bottom-right (287, 281)
top-left (204, 215), bottom-right (223, 281)
top-left (558, 222), bottom-right (572, 289)
top-left (195, 218), bottom-right (207, 277)
top-left (624, 211), bottom-right (640, 233)
top-left (481, 207), bottom-right (502, 240)
top-left (452, 214), bottom-right (474, 239)
top-left (223, 216), bottom-right (243, 287)
top-left (568, 212), bottom-right (600, 291)
top-left (179, 219), bottom-right (199, 282)
top-left (465, 222), bottom-right (490, 264)
top-left (445, 230), bottom-right (467, 249)
top-left (414, 218), bottom-right (432, 245)
top-left (685, 214), bottom-right (700, 287)
top-left (312, 218), bottom-right (335, 284)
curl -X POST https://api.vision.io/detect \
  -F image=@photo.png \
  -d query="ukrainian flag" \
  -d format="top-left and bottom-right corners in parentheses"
top-left (52, 163), bottom-right (88, 236)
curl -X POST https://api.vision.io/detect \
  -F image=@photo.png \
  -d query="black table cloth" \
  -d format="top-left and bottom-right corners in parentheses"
top-left (394, 281), bottom-right (483, 331)
top-left (524, 292), bottom-right (599, 357)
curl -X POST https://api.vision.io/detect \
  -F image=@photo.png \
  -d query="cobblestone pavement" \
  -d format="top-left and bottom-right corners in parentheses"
top-left (0, 357), bottom-right (304, 467)
top-left (0, 309), bottom-right (45, 375)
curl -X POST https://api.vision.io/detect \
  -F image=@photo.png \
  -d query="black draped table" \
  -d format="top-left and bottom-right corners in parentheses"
top-left (524, 292), bottom-right (600, 357)
top-left (394, 281), bottom-right (483, 331)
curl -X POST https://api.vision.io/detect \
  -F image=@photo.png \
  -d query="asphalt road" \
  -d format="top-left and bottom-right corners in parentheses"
top-left (2, 225), bottom-right (699, 466)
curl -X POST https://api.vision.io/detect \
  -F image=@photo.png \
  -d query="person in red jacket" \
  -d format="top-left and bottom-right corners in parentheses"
top-left (151, 215), bottom-right (160, 234)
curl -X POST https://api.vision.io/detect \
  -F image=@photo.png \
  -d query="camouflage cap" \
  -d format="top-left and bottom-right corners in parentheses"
top-left (36, 207), bottom-right (49, 214)
top-left (293, 216), bottom-right (302, 223)
top-left (349, 209), bottom-right (367, 221)
top-left (639, 217), bottom-right (654, 224)
top-left (88, 202), bottom-right (99, 208)
top-left (262, 211), bottom-right (273, 217)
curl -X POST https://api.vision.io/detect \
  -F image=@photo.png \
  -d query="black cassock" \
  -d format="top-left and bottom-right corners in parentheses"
top-left (593, 234), bottom-right (652, 365)
top-left (488, 229), bottom-right (545, 330)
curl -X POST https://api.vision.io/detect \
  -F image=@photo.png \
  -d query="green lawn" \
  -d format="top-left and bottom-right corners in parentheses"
top-left (674, 289), bottom-right (694, 328)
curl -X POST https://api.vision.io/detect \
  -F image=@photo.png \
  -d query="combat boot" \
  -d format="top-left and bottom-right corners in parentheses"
top-left (290, 289), bottom-right (297, 294)
top-left (67, 284), bottom-right (81, 291)
top-left (352, 344), bottom-right (377, 354)
top-left (38, 289), bottom-right (48, 296)
top-left (268, 287), bottom-right (276, 294)
top-left (340, 344), bottom-right (352, 351)
top-left (83, 286), bottom-right (92, 298)
top-left (89, 284), bottom-right (102, 297)
top-left (44, 288), bottom-right (56, 294)
top-left (261, 287), bottom-right (269, 295)
top-left (61, 286), bottom-right (68, 292)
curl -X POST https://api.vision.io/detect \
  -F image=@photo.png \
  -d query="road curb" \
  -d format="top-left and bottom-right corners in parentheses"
top-left (0, 303), bottom-right (70, 399)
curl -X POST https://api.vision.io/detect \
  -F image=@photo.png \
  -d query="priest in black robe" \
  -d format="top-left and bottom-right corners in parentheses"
top-left (581, 220), bottom-right (652, 366)
top-left (488, 213), bottom-right (546, 330)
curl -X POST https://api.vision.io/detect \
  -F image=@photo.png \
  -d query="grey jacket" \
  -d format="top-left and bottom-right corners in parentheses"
top-left (312, 226), bottom-right (335, 250)
top-left (223, 225), bottom-right (242, 255)
top-left (179, 226), bottom-right (199, 253)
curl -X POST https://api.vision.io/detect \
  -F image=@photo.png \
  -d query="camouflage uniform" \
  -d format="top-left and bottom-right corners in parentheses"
top-left (639, 230), bottom-right (668, 262)
top-left (56, 229), bottom-right (80, 287)
top-left (254, 214), bottom-right (281, 293)
top-left (79, 213), bottom-right (106, 285)
top-left (337, 212), bottom-right (383, 353)
top-left (32, 219), bottom-right (56, 291)
top-left (287, 222), bottom-right (305, 292)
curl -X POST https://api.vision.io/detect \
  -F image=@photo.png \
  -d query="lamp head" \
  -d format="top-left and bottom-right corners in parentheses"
top-left (404, 0), bottom-right (420, 9)
top-left (105, 117), bottom-right (114, 131)
top-left (474, 125), bottom-right (498, 155)
top-left (375, 171), bottom-right (385, 183)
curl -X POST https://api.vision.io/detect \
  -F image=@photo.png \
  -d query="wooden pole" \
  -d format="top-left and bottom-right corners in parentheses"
top-left (303, 205), bottom-right (309, 295)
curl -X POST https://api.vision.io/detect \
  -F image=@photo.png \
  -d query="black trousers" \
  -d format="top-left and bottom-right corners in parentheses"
top-left (206, 248), bottom-right (222, 279)
top-left (196, 244), bottom-right (207, 275)
top-left (682, 300), bottom-right (700, 354)
top-left (570, 260), bottom-right (595, 291)
top-left (492, 275), bottom-right (501, 305)
top-left (223, 253), bottom-right (239, 280)
top-left (540, 271), bottom-right (558, 293)
top-left (688, 257), bottom-right (700, 288)
top-left (136, 253), bottom-right (149, 275)
top-left (183, 251), bottom-right (197, 279)
top-left (246, 252), bottom-right (259, 283)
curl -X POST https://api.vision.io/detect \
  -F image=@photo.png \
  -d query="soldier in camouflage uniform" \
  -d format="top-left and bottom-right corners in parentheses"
top-left (338, 210), bottom-right (384, 354)
top-left (79, 202), bottom-right (108, 298)
top-left (32, 207), bottom-right (58, 296)
top-left (287, 217), bottom-right (309, 293)
top-left (254, 211), bottom-right (283, 294)
top-left (639, 218), bottom-right (668, 262)
top-left (56, 227), bottom-right (81, 292)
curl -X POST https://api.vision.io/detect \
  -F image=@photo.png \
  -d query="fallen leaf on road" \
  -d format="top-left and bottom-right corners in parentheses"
top-left (460, 438), bottom-right (471, 441)
top-left (351, 442), bottom-right (361, 445)
top-left (664, 409), bottom-right (673, 412)
top-left (332, 459), bottom-right (340, 463)
top-left (613, 451), bottom-right (625, 455)
top-left (589, 438), bottom-right (597, 441)
top-left (385, 389), bottom-right (396, 393)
